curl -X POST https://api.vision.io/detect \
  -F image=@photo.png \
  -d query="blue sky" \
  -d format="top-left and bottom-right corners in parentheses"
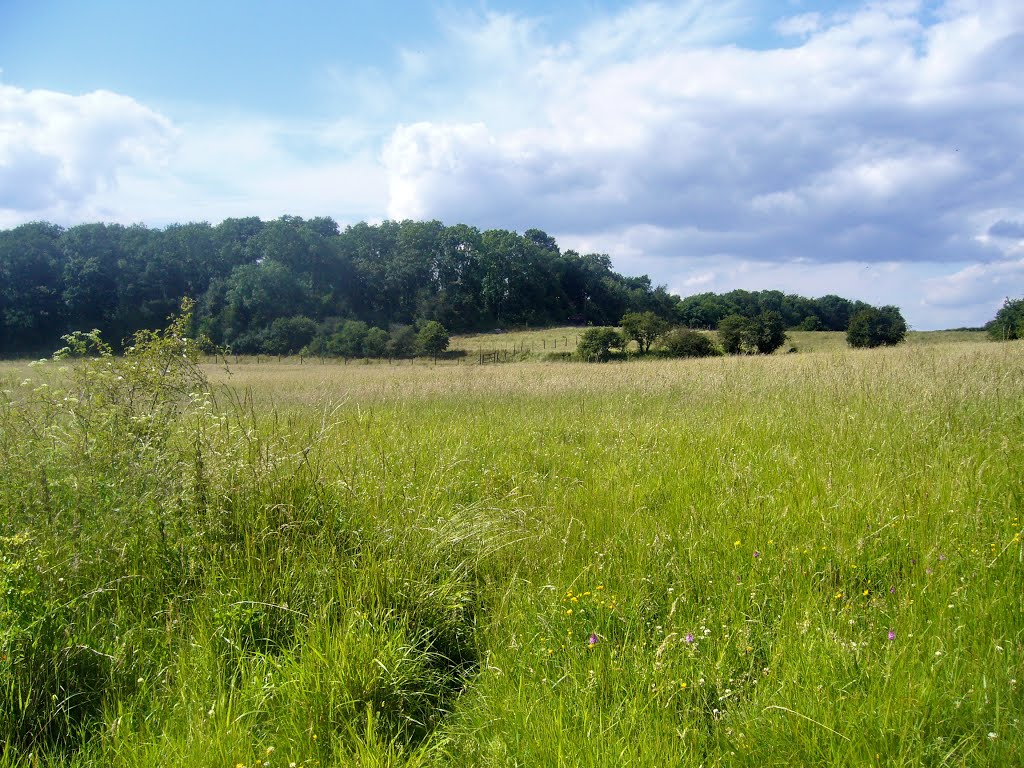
top-left (1, 0), bottom-right (1022, 328)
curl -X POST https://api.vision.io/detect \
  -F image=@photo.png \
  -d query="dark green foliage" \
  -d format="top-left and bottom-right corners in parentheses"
top-left (657, 328), bottom-right (722, 358)
top-left (846, 306), bottom-right (908, 348)
top-left (577, 327), bottom-right (623, 362)
top-left (387, 325), bottom-right (418, 358)
top-left (330, 320), bottom-right (370, 358)
top-left (676, 290), bottom-right (870, 331)
top-left (717, 314), bottom-right (749, 354)
top-left (986, 297), bottom-right (1024, 340)
top-left (798, 315), bottom-right (822, 331)
top-left (0, 217), bottom-right (685, 357)
top-left (416, 321), bottom-right (450, 357)
top-left (363, 327), bottom-right (390, 358)
top-left (620, 311), bottom-right (669, 353)
top-left (266, 316), bottom-right (317, 355)
top-left (717, 312), bottom-right (787, 355)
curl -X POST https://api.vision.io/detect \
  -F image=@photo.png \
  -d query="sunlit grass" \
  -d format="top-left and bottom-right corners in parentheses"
top-left (1, 337), bottom-right (1021, 766)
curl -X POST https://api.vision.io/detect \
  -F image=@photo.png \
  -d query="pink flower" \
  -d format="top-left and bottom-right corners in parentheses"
top-left (887, 630), bottom-right (896, 641)
top-left (685, 633), bottom-right (695, 643)
top-left (588, 633), bottom-right (599, 647)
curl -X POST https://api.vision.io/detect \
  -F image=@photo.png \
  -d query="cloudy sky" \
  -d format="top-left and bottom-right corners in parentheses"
top-left (1, 0), bottom-right (1022, 328)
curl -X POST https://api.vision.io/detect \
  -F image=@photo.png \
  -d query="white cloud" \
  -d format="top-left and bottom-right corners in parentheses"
top-left (923, 258), bottom-right (1024, 312)
top-left (377, 0), bottom-right (1024, 326)
top-left (2, 1), bottom-right (1022, 329)
top-left (0, 84), bottom-right (175, 222)
top-left (0, 82), bottom-right (388, 228)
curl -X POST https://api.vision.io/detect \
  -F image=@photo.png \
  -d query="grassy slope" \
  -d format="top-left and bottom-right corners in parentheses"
top-left (1, 339), bottom-right (1021, 766)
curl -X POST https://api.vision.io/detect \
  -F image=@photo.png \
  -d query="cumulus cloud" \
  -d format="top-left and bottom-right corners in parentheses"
top-left (3, 1), bottom-right (1022, 328)
top-left (0, 81), bottom-right (387, 228)
top-left (922, 258), bottom-right (1024, 321)
top-left (0, 84), bottom-right (175, 220)
top-left (382, 0), bottom-right (1024, 269)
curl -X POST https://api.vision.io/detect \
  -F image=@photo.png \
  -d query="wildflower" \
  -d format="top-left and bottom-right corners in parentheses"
top-left (734, 540), bottom-right (741, 547)
top-left (863, 589), bottom-right (870, 596)
top-left (685, 633), bottom-right (695, 643)
top-left (588, 633), bottom-right (599, 647)
top-left (680, 682), bottom-right (688, 689)
top-left (596, 585), bottom-right (604, 591)
top-left (753, 550), bottom-right (761, 559)
top-left (888, 630), bottom-right (896, 641)
top-left (939, 553), bottom-right (947, 562)
top-left (566, 609), bottom-right (573, 616)
top-left (889, 586), bottom-right (895, 594)
top-left (988, 732), bottom-right (998, 740)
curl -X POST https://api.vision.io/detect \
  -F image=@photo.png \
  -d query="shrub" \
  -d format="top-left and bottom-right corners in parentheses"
top-left (417, 321), bottom-right (450, 357)
top-left (388, 325), bottom-right (417, 358)
top-left (658, 328), bottom-right (722, 358)
top-left (577, 327), bottom-right (623, 362)
top-left (266, 316), bottom-right (317, 355)
top-left (847, 306), bottom-right (907, 348)
top-left (717, 312), bottom-right (787, 355)
top-left (986, 297), bottom-right (1023, 341)
top-left (620, 311), bottom-right (669, 354)
top-left (363, 327), bottom-right (390, 358)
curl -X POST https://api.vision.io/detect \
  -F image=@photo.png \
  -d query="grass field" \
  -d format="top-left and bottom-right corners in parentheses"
top-left (1, 334), bottom-right (1021, 766)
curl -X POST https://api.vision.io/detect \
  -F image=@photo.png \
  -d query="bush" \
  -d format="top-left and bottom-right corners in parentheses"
top-left (717, 312), bottom-right (787, 355)
top-left (388, 325), bottom-right (417, 358)
top-left (329, 320), bottom-right (370, 358)
top-left (266, 316), bottom-right (317, 355)
top-left (846, 306), bottom-right (907, 348)
top-left (363, 327), bottom-right (390, 358)
top-left (577, 327), bottom-right (623, 362)
top-left (986, 297), bottom-right (1024, 341)
top-left (417, 321), bottom-right (450, 357)
top-left (658, 328), bottom-right (722, 358)
top-left (620, 311), bottom-right (669, 353)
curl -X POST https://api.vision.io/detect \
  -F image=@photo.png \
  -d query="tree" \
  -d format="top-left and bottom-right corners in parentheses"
top-left (846, 306), bottom-right (907, 348)
top-left (620, 311), bottom-right (669, 353)
top-left (658, 328), bottom-right (722, 358)
top-left (987, 297), bottom-right (1024, 340)
top-left (387, 325), bottom-right (417, 358)
top-left (577, 327), bottom-right (623, 362)
top-left (363, 327), bottom-right (390, 358)
top-left (416, 321), bottom-right (449, 358)
top-left (265, 316), bottom-right (317, 355)
top-left (717, 312), bottom-right (787, 354)
top-left (717, 314), bottom-right (748, 354)
top-left (330, 320), bottom-right (369, 358)
top-left (750, 311), bottom-right (787, 354)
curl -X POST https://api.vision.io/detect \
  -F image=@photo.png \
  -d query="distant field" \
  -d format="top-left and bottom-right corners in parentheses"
top-left (128, 328), bottom-right (990, 368)
top-left (1, 337), bottom-right (1021, 766)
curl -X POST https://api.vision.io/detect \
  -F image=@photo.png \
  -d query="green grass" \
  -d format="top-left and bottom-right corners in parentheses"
top-left (1, 337), bottom-right (1021, 766)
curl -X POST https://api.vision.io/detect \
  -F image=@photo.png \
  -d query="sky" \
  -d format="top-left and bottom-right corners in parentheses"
top-left (1, 0), bottom-right (1022, 329)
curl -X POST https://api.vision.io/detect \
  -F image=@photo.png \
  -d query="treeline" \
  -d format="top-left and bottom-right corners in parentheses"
top-left (1, 215), bottom-right (872, 357)
top-left (675, 290), bottom-right (872, 331)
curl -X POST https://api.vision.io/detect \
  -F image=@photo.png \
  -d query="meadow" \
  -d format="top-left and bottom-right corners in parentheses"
top-left (0, 331), bottom-right (1021, 766)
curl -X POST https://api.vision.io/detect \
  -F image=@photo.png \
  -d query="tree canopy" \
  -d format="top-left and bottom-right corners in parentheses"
top-left (986, 298), bottom-right (1023, 341)
top-left (0, 216), bottom-right (885, 357)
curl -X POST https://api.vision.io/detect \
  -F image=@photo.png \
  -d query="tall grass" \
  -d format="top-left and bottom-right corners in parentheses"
top-left (1, 336), bottom-right (1021, 766)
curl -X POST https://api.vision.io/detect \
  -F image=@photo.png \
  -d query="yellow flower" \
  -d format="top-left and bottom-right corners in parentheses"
top-left (734, 540), bottom-right (741, 547)
top-left (680, 682), bottom-right (688, 689)
top-left (596, 585), bottom-right (604, 591)
top-left (863, 589), bottom-right (870, 596)
top-left (566, 609), bottom-right (573, 616)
